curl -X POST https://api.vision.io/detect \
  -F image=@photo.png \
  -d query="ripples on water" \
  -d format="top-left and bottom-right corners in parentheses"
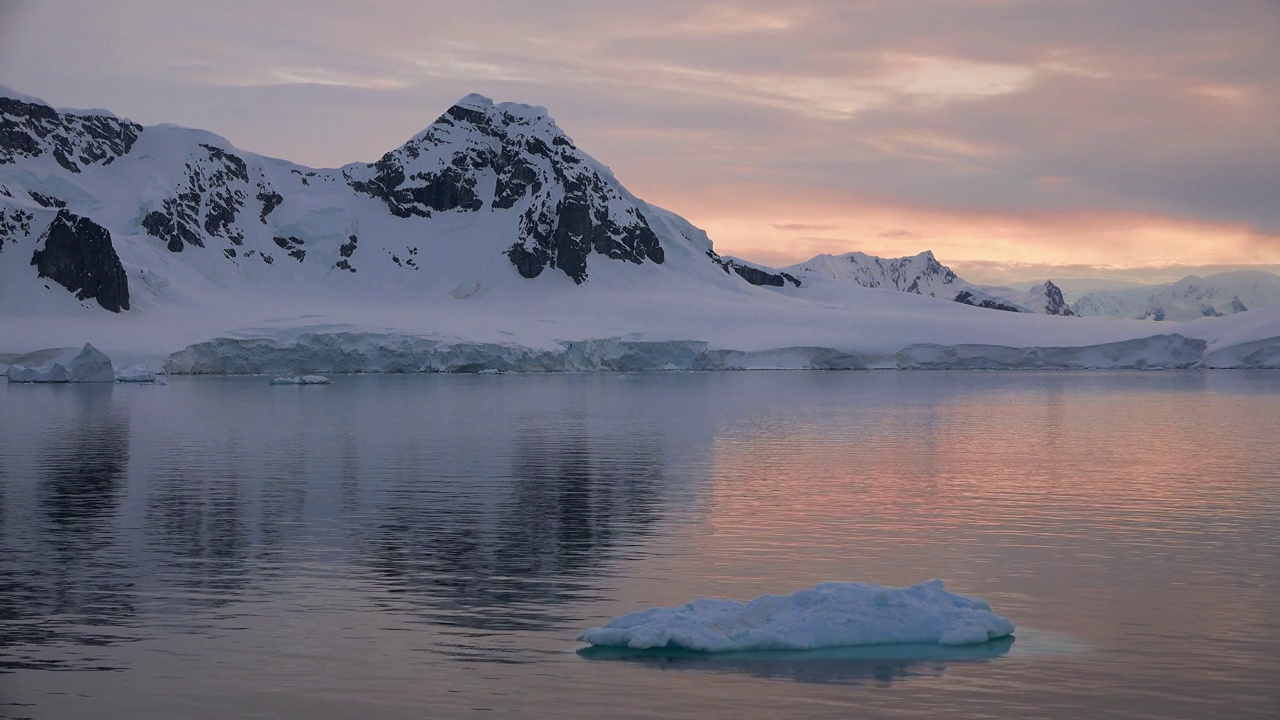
top-left (0, 372), bottom-right (1277, 718)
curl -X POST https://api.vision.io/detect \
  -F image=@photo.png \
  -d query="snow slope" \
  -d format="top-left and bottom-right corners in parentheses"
top-left (2, 86), bottom-right (1278, 371)
top-left (780, 251), bottom-right (1025, 312)
top-left (1068, 271), bottom-right (1280, 321)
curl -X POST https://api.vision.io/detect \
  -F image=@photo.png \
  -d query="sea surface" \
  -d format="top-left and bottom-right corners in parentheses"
top-left (1, 371), bottom-right (1277, 719)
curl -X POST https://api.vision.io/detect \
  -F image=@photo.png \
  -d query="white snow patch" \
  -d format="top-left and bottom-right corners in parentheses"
top-left (268, 374), bottom-right (331, 385)
top-left (578, 580), bottom-right (1014, 652)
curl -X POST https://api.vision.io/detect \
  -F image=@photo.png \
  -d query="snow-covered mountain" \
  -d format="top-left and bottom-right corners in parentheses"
top-left (2, 86), bottom-right (1278, 371)
top-left (978, 280), bottom-right (1076, 316)
top-left (779, 251), bottom-right (1025, 312)
top-left (1068, 271), bottom-right (1280, 322)
top-left (0, 87), bottom-right (742, 316)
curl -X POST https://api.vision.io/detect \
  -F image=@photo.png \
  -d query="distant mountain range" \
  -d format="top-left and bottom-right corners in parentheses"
top-left (2, 85), bottom-right (1277, 371)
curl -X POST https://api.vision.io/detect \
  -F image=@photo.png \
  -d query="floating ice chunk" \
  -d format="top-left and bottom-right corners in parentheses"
top-left (38, 363), bottom-right (73, 382)
top-left (67, 344), bottom-right (115, 382)
top-left (7, 362), bottom-right (70, 382)
top-left (115, 364), bottom-right (157, 382)
top-left (578, 580), bottom-right (1014, 652)
top-left (7, 344), bottom-right (115, 383)
top-left (6, 365), bottom-right (36, 382)
top-left (268, 375), bottom-right (332, 385)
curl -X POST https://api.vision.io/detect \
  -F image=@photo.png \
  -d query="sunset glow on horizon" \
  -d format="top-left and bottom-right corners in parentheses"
top-left (3, 0), bottom-right (1276, 281)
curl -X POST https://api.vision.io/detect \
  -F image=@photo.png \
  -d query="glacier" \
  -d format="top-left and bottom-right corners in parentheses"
top-left (155, 331), bottom-right (1272, 373)
top-left (577, 580), bottom-right (1015, 652)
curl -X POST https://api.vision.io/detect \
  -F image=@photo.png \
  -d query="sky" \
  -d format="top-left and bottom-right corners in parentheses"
top-left (2, 0), bottom-right (1278, 284)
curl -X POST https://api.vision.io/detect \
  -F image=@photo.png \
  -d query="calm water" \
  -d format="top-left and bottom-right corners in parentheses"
top-left (0, 371), bottom-right (1277, 719)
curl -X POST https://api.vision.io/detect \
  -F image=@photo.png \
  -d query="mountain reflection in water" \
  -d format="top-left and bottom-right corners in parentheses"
top-left (354, 424), bottom-right (666, 633)
top-left (0, 372), bottom-right (1277, 720)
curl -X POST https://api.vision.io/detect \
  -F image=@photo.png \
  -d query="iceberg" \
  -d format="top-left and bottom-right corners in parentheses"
top-left (578, 580), bottom-right (1014, 652)
top-left (268, 374), bottom-right (332, 385)
top-left (5, 344), bottom-right (114, 382)
top-left (66, 344), bottom-right (116, 382)
top-left (6, 362), bottom-right (70, 383)
top-left (577, 637), bottom-right (1015, 685)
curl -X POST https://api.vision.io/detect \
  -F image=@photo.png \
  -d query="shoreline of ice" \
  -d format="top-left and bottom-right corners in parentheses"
top-left (5, 331), bottom-right (1278, 379)
top-left (577, 580), bottom-right (1015, 652)
top-left (156, 332), bottom-right (1279, 375)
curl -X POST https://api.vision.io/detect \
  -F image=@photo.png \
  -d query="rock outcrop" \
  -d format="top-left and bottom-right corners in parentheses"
top-left (30, 209), bottom-right (130, 311)
top-left (343, 94), bottom-right (666, 284)
top-left (1, 92), bottom-right (142, 172)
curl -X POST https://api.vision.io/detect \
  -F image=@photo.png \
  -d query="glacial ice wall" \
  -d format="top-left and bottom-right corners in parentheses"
top-left (159, 331), bottom-right (1272, 374)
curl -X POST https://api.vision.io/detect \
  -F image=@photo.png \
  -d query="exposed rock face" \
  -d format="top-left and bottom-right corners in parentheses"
top-left (30, 209), bottom-right (130, 311)
top-left (344, 94), bottom-right (666, 284)
top-left (142, 143), bottom-right (252, 252)
top-left (1, 94), bottom-right (142, 172)
top-left (953, 290), bottom-right (1021, 313)
top-left (0, 205), bottom-right (33, 251)
top-left (707, 251), bottom-right (800, 287)
top-left (27, 190), bottom-right (65, 208)
top-left (272, 235), bottom-right (306, 262)
top-left (256, 188), bottom-right (283, 223)
top-left (1040, 280), bottom-right (1075, 316)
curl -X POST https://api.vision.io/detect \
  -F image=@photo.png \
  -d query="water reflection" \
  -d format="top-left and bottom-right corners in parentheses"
top-left (357, 424), bottom-right (666, 634)
top-left (0, 372), bottom-right (1276, 719)
top-left (577, 637), bottom-right (1015, 685)
top-left (0, 386), bottom-right (134, 671)
top-left (145, 464), bottom-right (251, 607)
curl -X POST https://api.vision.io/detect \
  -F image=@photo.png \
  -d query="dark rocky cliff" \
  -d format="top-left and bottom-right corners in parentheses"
top-left (31, 209), bottom-right (130, 312)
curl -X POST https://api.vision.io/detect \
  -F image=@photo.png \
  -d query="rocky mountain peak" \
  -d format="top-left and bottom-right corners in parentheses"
top-left (344, 93), bottom-right (664, 283)
top-left (1038, 279), bottom-right (1075, 316)
top-left (787, 249), bottom-right (961, 295)
top-left (0, 88), bottom-right (142, 173)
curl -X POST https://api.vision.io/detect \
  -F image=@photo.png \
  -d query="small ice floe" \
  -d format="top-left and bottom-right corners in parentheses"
top-left (115, 364), bottom-right (158, 382)
top-left (268, 375), bottom-right (332, 385)
top-left (576, 636), bottom-right (1015, 684)
top-left (6, 344), bottom-right (115, 383)
top-left (578, 580), bottom-right (1014, 652)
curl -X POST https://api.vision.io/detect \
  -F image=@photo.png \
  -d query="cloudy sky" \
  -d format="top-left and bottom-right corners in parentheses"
top-left (2, 0), bottom-right (1277, 283)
